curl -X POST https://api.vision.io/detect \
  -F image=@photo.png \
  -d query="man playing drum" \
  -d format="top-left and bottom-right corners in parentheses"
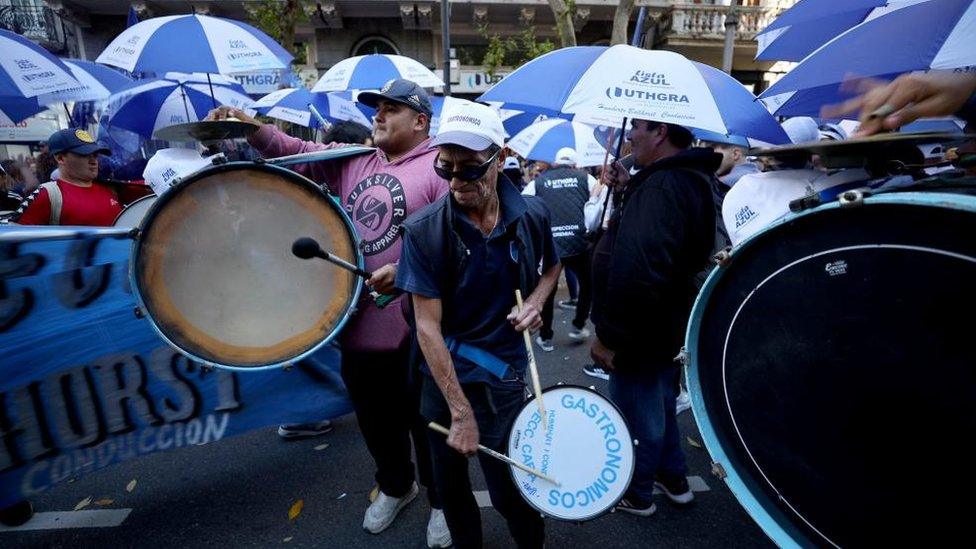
top-left (207, 79), bottom-right (450, 547)
top-left (395, 103), bottom-right (561, 548)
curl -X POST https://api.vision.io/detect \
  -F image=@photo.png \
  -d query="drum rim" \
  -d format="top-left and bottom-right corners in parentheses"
top-left (128, 161), bottom-right (364, 371)
top-left (506, 383), bottom-right (636, 522)
top-left (112, 194), bottom-right (157, 227)
top-left (684, 192), bottom-right (976, 548)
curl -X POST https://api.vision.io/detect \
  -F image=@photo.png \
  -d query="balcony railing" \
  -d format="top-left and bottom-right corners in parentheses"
top-left (0, 5), bottom-right (68, 53)
top-left (656, 4), bottom-right (777, 43)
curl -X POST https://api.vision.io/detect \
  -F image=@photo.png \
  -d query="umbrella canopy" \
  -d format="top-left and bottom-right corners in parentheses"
top-left (0, 99), bottom-right (47, 125)
top-left (755, 0), bottom-right (929, 61)
top-left (252, 87), bottom-right (372, 129)
top-left (38, 59), bottom-right (134, 104)
top-left (507, 119), bottom-right (610, 167)
top-left (95, 14), bottom-right (292, 74)
top-left (103, 73), bottom-right (254, 138)
top-left (0, 29), bottom-right (79, 98)
top-left (311, 54), bottom-right (444, 92)
top-left (0, 59), bottom-right (133, 125)
top-left (761, 0), bottom-right (975, 110)
top-left (479, 45), bottom-right (789, 145)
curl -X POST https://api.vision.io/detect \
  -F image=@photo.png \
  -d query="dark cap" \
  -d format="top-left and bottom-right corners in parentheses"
top-left (47, 128), bottom-right (111, 156)
top-left (357, 79), bottom-right (433, 117)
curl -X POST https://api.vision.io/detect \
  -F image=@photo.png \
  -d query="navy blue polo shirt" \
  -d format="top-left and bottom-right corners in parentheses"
top-left (397, 179), bottom-right (558, 386)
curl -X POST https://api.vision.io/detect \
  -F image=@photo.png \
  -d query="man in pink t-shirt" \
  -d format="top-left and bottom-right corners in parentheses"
top-left (209, 79), bottom-right (450, 547)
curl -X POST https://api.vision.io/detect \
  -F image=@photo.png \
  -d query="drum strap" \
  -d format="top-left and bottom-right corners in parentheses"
top-left (40, 181), bottom-right (62, 225)
top-left (443, 337), bottom-right (512, 380)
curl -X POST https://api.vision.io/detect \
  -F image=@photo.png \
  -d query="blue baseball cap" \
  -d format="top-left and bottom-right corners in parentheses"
top-left (47, 128), bottom-right (111, 156)
top-left (357, 79), bottom-right (433, 118)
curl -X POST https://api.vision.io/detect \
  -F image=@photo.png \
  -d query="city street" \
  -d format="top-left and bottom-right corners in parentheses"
top-left (2, 297), bottom-right (773, 549)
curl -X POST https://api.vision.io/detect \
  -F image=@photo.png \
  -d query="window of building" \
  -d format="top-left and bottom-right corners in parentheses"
top-left (351, 36), bottom-right (399, 57)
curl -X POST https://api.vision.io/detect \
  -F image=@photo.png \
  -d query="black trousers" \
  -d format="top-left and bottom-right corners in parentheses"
top-left (540, 251), bottom-right (592, 340)
top-left (341, 346), bottom-right (440, 507)
top-left (421, 379), bottom-right (545, 549)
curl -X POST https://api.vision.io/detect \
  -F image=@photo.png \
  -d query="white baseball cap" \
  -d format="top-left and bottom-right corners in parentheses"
top-left (722, 168), bottom-right (870, 246)
top-left (430, 101), bottom-right (506, 151)
top-left (781, 117), bottom-right (820, 144)
top-left (143, 148), bottom-right (219, 196)
top-left (554, 147), bottom-right (577, 166)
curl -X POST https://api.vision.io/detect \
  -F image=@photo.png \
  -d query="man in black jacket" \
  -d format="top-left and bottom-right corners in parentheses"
top-left (590, 119), bottom-right (719, 516)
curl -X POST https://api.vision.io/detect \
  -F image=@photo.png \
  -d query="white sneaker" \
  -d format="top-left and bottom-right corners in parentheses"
top-left (568, 326), bottom-right (591, 341)
top-left (535, 336), bottom-right (554, 352)
top-left (676, 389), bottom-right (692, 415)
top-left (426, 508), bottom-right (452, 548)
top-left (362, 482), bottom-right (418, 534)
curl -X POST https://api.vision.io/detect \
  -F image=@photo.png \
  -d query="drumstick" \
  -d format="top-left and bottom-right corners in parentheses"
top-left (427, 422), bottom-right (560, 486)
top-left (515, 290), bottom-right (547, 431)
top-left (292, 237), bottom-right (400, 308)
top-left (292, 237), bottom-right (372, 278)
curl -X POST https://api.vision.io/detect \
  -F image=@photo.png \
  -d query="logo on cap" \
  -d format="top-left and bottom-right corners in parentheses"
top-left (75, 129), bottom-right (95, 143)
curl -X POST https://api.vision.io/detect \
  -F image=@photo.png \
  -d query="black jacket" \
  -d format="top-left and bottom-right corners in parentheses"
top-left (592, 148), bottom-right (720, 367)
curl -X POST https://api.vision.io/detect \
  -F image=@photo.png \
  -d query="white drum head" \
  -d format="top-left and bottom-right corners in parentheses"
top-left (113, 195), bottom-right (156, 228)
top-left (507, 385), bottom-right (635, 521)
top-left (133, 163), bottom-right (360, 369)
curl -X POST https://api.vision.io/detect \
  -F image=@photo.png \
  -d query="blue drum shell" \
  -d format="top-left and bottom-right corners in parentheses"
top-left (686, 190), bottom-right (976, 548)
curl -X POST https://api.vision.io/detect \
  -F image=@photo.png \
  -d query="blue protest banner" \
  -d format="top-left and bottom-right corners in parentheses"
top-left (0, 227), bottom-right (351, 508)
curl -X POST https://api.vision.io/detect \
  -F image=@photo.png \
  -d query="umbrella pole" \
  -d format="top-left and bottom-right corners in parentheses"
top-left (180, 84), bottom-right (192, 122)
top-left (63, 102), bottom-right (73, 127)
top-left (206, 73), bottom-right (217, 110)
top-left (308, 103), bottom-right (331, 132)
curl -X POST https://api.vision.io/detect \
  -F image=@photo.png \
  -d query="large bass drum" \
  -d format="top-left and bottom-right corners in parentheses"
top-left (685, 185), bottom-right (976, 548)
top-left (131, 162), bottom-right (362, 371)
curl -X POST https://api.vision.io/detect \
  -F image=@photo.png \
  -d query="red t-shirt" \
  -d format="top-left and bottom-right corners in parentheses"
top-left (16, 180), bottom-right (129, 226)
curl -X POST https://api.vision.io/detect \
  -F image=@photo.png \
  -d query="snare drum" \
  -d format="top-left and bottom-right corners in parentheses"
top-left (113, 195), bottom-right (156, 228)
top-left (686, 187), bottom-right (976, 547)
top-left (131, 162), bottom-right (362, 370)
top-left (507, 385), bottom-right (634, 521)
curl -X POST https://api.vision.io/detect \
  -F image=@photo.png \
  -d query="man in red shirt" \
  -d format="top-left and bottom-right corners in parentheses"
top-left (11, 129), bottom-right (122, 226)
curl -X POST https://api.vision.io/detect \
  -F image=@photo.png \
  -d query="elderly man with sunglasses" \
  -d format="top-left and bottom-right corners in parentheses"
top-left (395, 103), bottom-right (561, 548)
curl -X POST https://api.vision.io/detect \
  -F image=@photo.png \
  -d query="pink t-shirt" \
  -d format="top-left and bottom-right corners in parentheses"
top-left (249, 125), bottom-right (448, 353)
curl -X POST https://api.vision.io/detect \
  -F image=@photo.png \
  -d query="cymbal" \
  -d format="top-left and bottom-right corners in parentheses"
top-left (153, 120), bottom-right (260, 142)
top-left (751, 132), bottom-right (975, 170)
top-left (752, 132), bottom-right (973, 157)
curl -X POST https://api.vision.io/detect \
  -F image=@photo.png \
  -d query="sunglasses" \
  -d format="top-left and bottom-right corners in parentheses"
top-left (433, 149), bottom-right (500, 182)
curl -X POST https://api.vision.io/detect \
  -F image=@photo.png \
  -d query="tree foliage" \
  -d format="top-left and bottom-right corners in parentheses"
top-left (246, 0), bottom-right (307, 63)
top-left (481, 26), bottom-right (555, 77)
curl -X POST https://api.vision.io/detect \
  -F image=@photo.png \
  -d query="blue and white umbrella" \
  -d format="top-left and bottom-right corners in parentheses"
top-left (39, 59), bottom-right (134, 104)
top-left (103, 73), bottom-right (254, 138)
top-left (0, 29), bottom-right (80, 98)
top-left (479, 45), bottom-right (789, 145)
top-left (507, 119), bottom-right (610, 167)
top-left (252, 87), bottom-right (372, 129)
top-left (0, 59), bottom-right (132, 125)
top-left (760, 0), bottom-right (975, 113)
top-left (0, 98), bottom-right (47, 125)
top-left (311, 54), bottom-right (444, 92)
top-left (95, 14), bottom-right (292, 74)
top-left (755, 0), bottom-right (928, 62)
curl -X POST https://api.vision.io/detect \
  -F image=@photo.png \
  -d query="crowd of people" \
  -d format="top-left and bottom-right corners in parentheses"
top-left (1, 70), bottom-right (975, 547)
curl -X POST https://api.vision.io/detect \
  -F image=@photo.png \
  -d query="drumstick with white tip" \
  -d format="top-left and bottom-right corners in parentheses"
top-left (515, 290), bottom-right (547, 431)
top-left (427, 422), bottom-right (560, 486)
